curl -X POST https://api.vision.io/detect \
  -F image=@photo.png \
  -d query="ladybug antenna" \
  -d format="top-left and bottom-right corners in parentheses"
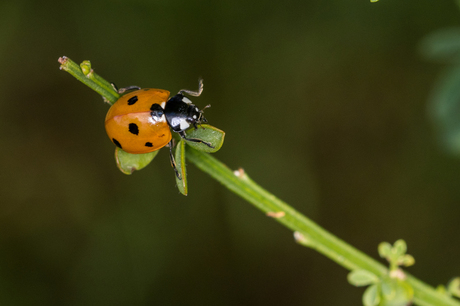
top-left (198, 104), bottom-right (210, 119)
top-left (197, 105), bottom-right (210, 129)
top-left (197, 118), bottom-right (208, 130)
top-left (113, 84), bottom-right (141, 94)
top-left (178, 78), bottom-right (203, 97)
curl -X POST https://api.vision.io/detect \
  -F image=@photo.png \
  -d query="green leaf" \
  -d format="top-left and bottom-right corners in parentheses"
top-left (392, 240), bottom-right (407, 257)
top-left (348, 270), bottom-right (379, 287)
top-left (380, 280), bottom-right (414, 306)
top-left (448, 277), bottom-right (460, 298)
top-left (175, 139), bottom-right (188, 196)
top-left (183, 124), bottom-right (225, 153)
top-left (381, 277), bottom-right (396, 299)
top-left (400, 254), bottom-right (415, 267)
top-left (363, 284), bottom-right (380, 306)
top-left (115, 147), bottom-right (159, 174)
top-left (378, 242), bottom-right (392, 259)
top-left (419, 28), bottom-right (460, 63)
top-left (80, 60), bottom-right (91, 75)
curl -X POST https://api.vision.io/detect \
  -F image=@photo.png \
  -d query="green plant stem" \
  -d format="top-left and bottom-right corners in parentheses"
top-left (185, 148), bottom-right (459, 306)
top-left (59, 57), bottom-right (460, 306)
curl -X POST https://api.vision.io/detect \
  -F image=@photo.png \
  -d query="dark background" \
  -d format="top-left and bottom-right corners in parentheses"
top-left (0, 0), bottom-right (459, 305)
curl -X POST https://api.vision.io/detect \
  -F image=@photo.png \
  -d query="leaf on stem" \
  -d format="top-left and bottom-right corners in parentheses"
top-left (184, 124), bottom-right (225, 153)
top-left (348, 270), bottom-right (379, 287)
top-left (378, 242), bottom-right (392, 259)
top-left (392, 240), bottom-right (407, 257)
top-left (448, 277), bottom-right (460, 298)
top-left (80, 60), bottom-right (91, 75)
top-left (115, 147), bottom-right (159, 174)
top-left (400, 254), bottom-right (415, 267)
top-left (175, 139), bottom-right (188, 195)
top-left (363, 284), bottom-right (380, 306)
top-left (381, 277), bottom-right (396, 299)
top-left (380, 279), bottom-right (414, 306)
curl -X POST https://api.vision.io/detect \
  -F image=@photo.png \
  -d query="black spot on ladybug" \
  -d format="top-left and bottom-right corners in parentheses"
top-left (145, 142), bottom-right (153, 147)
top-left (127, 96), bottom-right (138, 105)
top-left (112, 138), bottom-right (122, 149)
top-left (129, 123), bottom-right (139, 135)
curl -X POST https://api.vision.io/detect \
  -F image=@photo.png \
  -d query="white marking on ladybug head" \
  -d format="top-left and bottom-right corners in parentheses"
top-left (182, 97), bottom-right (192, 104)
top-left (195, 107), bottom-right (199, 112)
top-left (193, 115), bottom-right (197, 119)
top-left (160, 101), bottom-right (166, 108)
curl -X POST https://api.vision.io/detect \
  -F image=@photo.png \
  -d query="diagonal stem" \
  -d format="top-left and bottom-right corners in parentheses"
top-left (185, 147), bottom-right (459, 306)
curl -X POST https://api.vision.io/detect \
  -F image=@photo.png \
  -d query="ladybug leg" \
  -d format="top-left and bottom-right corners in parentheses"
top-left (111, 83), bottom-right (119, 92)
top-left (199, 116), bottom-right (208, 129)
top-left (168, 140), bottom-right (182, 180)
top-left (198, 105), bottom-right (210, 128)
top-left (178, 78), bottom-right (203, 97)
top-left (179, 131), bottom-right (214, 149)
top-left (110, 83), bottom-right (141, 94)
top-left (117, 85), bottom-right (141, 94)
top-left (194, 122), bottom-right (206, 130)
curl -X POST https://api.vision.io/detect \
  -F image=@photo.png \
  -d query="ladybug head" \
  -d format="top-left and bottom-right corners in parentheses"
top-left (192, 104), bottom-right (210, 125)
top-left (164, 94), bottom-right (210, 133)
top-left (183, 102), bottom-right (210, 132)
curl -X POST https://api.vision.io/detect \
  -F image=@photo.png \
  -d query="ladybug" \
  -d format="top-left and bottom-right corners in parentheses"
top-left (105, 79), bottom-right (213, 178)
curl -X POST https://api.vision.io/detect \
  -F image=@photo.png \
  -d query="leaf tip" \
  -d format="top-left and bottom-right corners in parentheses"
top-left (58, 56), bottom-right (67, 64)
top-left (58, 56), bottom-right (69, 70)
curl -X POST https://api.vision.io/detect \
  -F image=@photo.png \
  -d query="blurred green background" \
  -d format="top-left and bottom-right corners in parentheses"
top-left (1, 0), bottom-right (459, 305)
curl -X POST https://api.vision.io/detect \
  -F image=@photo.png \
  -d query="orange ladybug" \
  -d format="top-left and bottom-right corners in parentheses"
top-left (105, 79), bottom-right (213, 177)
